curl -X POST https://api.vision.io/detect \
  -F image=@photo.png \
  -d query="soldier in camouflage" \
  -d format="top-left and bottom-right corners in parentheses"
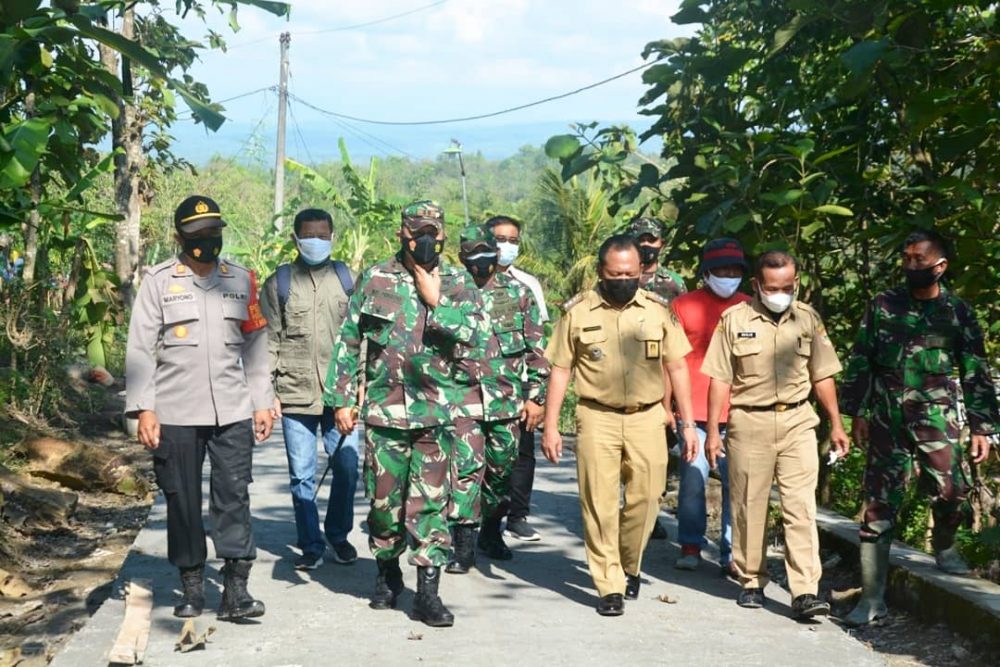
top-left (839, 230), bottom-right (999, 627)
top-left (626, 216), bottom-right (687, 540)
top-left (325, 200), bottom-right (485, 627)
top-left (445, 225), bottom-right (549, 574)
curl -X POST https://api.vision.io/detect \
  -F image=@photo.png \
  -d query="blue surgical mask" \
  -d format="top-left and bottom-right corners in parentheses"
top-left (296, 235), bottom-right (331, 266)
top-left (704, 273), bottom-right (741, 299)
top-left (497, 241), bottom-right (519, 267)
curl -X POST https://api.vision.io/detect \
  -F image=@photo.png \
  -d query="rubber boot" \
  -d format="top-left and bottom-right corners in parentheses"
top-left (445, 526), bottom-right (476, 574)
top-left (932, 523), bottom-right (971, 575)
top-left (844, 539), bottom-right (890, 627)
top-left (412, 566), bottom-right (454, 627)
top-left (173, 566), bottom-right (205, 618)
top-left (370, 557), bottom-right (404, 610)
top-left (218, 559), bottom-right (265, 621)
top-left (477, 515), bottom-right (512, 560)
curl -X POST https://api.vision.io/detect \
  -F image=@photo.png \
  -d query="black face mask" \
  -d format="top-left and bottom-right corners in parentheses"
top-left (905, 262), bottom-right (944, 290)
top-left (462, 254), bottom-right (498, 279)
top-left (600, 278), bottom-right (640, 305)
top-left (182, 235), bottom-right (223, 262)
top-left (639, 245), bottom-right (661, 265)
top-left (403, 234), bottom-right (443, 267)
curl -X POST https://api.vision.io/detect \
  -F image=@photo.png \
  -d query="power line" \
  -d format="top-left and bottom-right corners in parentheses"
top-left (286, 85), bottom-right (317, 166)
top-left (177, 86), bottom-right (275, 119)
top-left (285, 60), bottom-right (661, 126)
top-left (227, 0), bottom-right (448, 50)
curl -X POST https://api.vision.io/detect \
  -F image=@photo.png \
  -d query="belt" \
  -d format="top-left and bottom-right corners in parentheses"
top-left (582, 399), bottom-right (658, 414)
top-left (739, 398), bottom-right (809, 413)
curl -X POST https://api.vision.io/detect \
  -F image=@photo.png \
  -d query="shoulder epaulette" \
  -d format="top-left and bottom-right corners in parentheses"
top-left (221, 258), bottom-right (250, 273)
top-left (560, 291), bottom-right (586, 313)
top-left (144, 258), bottom-right (178, 276)
top-left (643, 289), bottom-right (672, 308)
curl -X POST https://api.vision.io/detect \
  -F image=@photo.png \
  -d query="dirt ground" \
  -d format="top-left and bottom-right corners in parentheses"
top-left (664, 476), bottom-right (998, 667)
top-left (0, 399), bottom-right (154, 664)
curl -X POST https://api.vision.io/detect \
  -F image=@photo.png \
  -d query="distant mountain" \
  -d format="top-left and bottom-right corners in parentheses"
top-left (169, 117), bottom-right (661, 165)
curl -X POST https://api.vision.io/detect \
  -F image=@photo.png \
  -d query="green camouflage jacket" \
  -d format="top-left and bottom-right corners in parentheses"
top-left (325, 254), bottom-right (485, 429)
top-left (474, 271), bottom-right (549, 421)
top-left (642, 266), bottom-right (687, 303)
top-left (839, 286), bottom-right (999, 435)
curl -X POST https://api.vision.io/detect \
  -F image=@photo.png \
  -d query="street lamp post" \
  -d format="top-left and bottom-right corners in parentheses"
top-left (443, 139), bottom-right (470, 224)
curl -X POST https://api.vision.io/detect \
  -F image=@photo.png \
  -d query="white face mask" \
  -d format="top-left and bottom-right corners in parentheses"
top-left (759, 290), bottom-right (793, 314)
top-left (497, 241), bottom-right (519, 267)
top-left (705, 273), bottom-right (741, 299)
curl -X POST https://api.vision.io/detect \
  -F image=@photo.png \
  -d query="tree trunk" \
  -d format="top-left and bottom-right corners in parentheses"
top-left (101, 8), bottom-right (144, 309)
top-left (21, 92), bottom-right (40, 286)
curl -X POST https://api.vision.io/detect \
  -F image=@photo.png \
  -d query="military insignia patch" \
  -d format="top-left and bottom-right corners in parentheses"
top-left (194, 200), bottom-right (209, 214)
top-left (645, 340), bottom-right (660, 359)
top-left (590, 347), bottom-right (604, 361)
top-left (168, 284), bottom-right (185, 293)
top-left (174, 325), bottom-right (188, 339)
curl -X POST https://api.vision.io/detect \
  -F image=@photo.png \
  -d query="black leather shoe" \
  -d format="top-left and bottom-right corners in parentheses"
top-left (737, 587), bottom-right (765, 609)
top-left (624, 574), bottom-right (641, 600)
top-left (596, 593), bottom-right (625, 616)
top-left (791, 594), bottom-right (830, 620)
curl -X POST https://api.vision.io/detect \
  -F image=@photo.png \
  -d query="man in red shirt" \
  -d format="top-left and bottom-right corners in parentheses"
top-left (671, 238), bottom-right (750, 575)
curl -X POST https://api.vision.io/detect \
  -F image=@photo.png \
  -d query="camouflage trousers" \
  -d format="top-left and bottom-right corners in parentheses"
top-left (448, 417), bottom-right (521, 526)
top-left (860, 402), bottom-right (967, 545)
top-left (364, 424), bottom-right (455, 567)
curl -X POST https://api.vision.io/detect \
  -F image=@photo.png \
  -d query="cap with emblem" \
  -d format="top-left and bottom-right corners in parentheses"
top-left (627, 217), bottom-right (666, 240)
top-left (401, 200), bottom-right (445, 233)
top-left (459, 224), bottom-right (497, 255)
top-left (174, 195), bottom-right (227, 234)
top-left (700, 237), bottom-right (747, 273)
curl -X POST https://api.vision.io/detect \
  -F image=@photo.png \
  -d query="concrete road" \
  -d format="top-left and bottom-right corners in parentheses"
top-left (52, 430), bottom-right (885, 666)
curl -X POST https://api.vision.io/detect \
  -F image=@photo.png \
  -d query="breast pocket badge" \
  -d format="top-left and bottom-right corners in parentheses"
top-left (645, 340), bottom-right (660, 359)
top-left (590, 347), bottom-right (604, 361)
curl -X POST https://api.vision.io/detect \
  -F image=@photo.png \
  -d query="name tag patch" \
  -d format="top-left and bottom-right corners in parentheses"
top-left (222, 292), bottom-right (248, 301)
top-left (162, 293), bottom-right (195, 304)
top-left (583, 325), bottom-right (602, 332)
top-left (737, 331), bottom-right (757, 339)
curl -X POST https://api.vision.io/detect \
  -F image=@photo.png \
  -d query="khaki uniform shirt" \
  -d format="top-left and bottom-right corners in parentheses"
top-left (259, 259), bottom-right (354, 415)
top-left (701, 299), bottom-right (842, 407)
top-left (545, 288), bottom-right (691, 410)
top-left (125, 256), bottom-right (273, 426)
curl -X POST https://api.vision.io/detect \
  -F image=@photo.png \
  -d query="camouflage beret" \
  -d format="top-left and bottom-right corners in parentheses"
top-left (459, 225), bottom-right (497, 254)
top-left (627, 217), bottom-right (666, 240)
top-left (401, 200), bottom-right (445, 232)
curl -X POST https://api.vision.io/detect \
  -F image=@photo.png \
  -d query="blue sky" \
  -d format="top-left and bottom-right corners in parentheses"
top-left (165, 0), bottom-right (696, 162)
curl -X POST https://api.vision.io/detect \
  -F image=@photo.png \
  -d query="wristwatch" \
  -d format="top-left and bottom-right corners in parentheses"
top-left (675, 420), bottom-right (697, 430)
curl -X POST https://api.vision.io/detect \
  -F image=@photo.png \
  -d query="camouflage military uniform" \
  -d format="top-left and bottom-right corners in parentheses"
top-left (449, 266), bottom-right (548, 526)
top-left (325, 251), bottom-right (484, 567)
top-left (840, 286), bottom-right (999, 545)
top-left (641, 266), bottom-right (687, 303)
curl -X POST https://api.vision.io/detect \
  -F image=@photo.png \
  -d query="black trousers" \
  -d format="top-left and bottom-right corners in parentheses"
top-left (153, 420), bottom-right (257, 569)
top-left (506, 425), bottom-right (536, 521)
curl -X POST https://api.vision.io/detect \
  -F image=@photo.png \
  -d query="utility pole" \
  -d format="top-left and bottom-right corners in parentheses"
top-left (443, 139), bottom-right (469, 223)
top-left (273, 32), bottom-right (290, 231)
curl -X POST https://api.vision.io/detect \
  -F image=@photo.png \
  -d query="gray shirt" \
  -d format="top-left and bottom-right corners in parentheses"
top-left (125, 256), bottom-right (273, 426)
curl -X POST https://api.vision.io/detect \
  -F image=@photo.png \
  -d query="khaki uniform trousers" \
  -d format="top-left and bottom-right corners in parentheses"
top-left (575, 400), bottom-right (668, 597)
top-left (727, 403), bottom-right (821, 598)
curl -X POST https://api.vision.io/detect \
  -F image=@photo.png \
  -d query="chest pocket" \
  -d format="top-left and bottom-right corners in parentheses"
top-left (284, 300), bottom-right (311, 338)
top-left (360, 290), bottom-right (403, 347)
top-left (162, 301), bottom-right (200, 347)
top-left (874, 319), bottom-right (907, 368)
top-left (576, 326), bottom-right (608, 362)
top-left (733, 338), bottom-right (764, 377)
top-left (222, 300), bottom-right (248, 345)
top-left (912, 333), bottom-right (953, 375)
top-left (634, 329), bottom-right (663, 363)
top-left (796, 335), bottom-right (812, 358)
top-left (492, 300), bottom-right (525, 356)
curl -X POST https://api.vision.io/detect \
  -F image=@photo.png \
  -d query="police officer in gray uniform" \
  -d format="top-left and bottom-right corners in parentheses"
top-left (125, 196), bottom-right (274, 621)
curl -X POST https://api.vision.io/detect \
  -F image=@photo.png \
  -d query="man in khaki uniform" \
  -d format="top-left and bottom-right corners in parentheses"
top-left (125, 195), bottom-right (273, 622)
top-left (542, 234), bottom-right (699, 617)
top-left (703, 250), bottom-right (849, 621)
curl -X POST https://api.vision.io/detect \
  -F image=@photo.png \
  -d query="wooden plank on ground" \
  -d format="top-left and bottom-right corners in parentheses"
top-left (107, 579), bottom-right (152, 665)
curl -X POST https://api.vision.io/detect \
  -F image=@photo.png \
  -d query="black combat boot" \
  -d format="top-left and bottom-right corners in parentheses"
top-left (412, 566), bottom-right (454, 627)
top-left (173, 565), bottom-right (205, 618)
top-left (477, 516), bottom-right (513, 560)
top-left (445, 526), bottom-right (476, 574)
top-left (218, 559), bottom-right (265, 621)
top-left (370, 557), bottom-right (405, 610)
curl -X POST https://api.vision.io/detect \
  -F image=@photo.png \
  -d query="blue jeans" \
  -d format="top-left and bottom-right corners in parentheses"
top-left (677, 423), bottom-right (732, 564)
top-left (281, 410), bottom-right (360, 557)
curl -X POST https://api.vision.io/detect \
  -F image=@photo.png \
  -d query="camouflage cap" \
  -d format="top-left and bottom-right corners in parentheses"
top-left (174, 195), bottom-right (227, 234)
top-left (401, 199), bottom-right (445, 232)
top-left (459, 225), bottom-right (497, 255)
top-left (627, 217), bottom-right (666, 240)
